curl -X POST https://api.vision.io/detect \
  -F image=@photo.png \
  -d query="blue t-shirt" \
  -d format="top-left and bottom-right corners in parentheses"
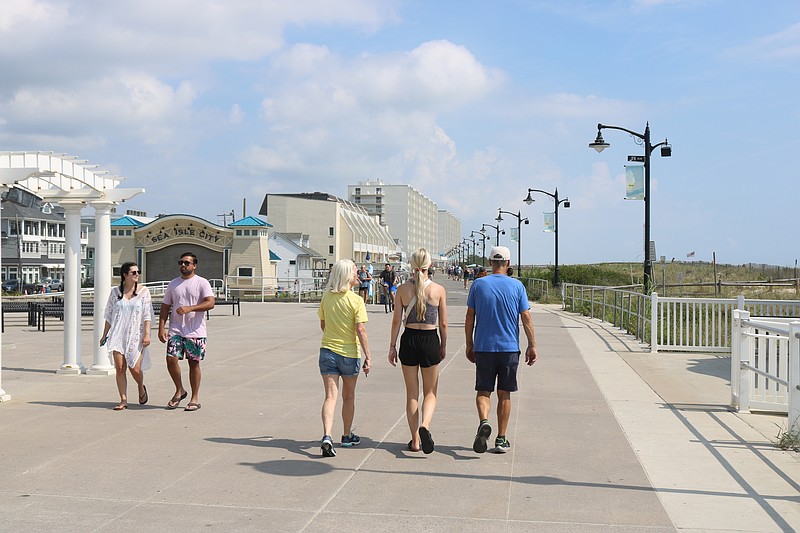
top-left (467, 274), bottom-right (530, 352)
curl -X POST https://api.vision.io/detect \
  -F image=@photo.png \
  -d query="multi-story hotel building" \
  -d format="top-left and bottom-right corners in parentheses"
top-left (347, 180), bottom-right (439, 260)
top-left (437, 210), bottom-right (461, 257)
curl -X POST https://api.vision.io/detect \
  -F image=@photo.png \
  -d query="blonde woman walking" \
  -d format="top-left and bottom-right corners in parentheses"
top-left (388, 249), bottom-right (447, 454)
top-left (318, 259), bottom-right (372, 457)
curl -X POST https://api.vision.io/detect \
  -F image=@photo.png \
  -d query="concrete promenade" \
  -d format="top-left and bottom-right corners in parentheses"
top-left (0, 277), bottom-right (798, 532)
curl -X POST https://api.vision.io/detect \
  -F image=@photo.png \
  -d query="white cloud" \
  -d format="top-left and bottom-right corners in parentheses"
top-left (729, 22), bottom-right (800, 60)
top-left (248, 39), bottom-right (503, 188)
top-left (0, 72), bottom-right (196, 145)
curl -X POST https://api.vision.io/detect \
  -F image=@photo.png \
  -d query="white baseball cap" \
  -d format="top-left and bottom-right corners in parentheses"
top-left (489, 246), bottom-right (511, 261)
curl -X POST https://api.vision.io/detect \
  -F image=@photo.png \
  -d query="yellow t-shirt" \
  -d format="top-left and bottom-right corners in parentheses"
top-left (318, 290), bottom-right (368, 358)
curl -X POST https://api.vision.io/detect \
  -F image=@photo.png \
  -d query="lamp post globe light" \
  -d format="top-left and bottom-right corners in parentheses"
top-left (480, 223), bottom-right (505, 246)
top-left (524, 187), bottom-right (570, 286)
top-left (471, 230), bottom-right (489, 266)
top-left (496, 208), bottom-right (529, 277)
top-left (589, 122), bottom-right (671, 294)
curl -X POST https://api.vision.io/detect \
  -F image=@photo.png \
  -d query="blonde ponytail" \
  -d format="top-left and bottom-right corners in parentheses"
top-left (410, 248), bottom-right (432, 321)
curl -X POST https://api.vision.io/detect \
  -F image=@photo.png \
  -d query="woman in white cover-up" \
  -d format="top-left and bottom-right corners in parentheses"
top-left (101, 262), bottom-right (153, 410)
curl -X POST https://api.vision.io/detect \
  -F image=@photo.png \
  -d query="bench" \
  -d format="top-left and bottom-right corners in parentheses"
top-left (1, 301), bottom-right (36, 332)
top-left (207, 297), bottom-right (240, 318)
top-left (35, 302), bottom-right (96, 332)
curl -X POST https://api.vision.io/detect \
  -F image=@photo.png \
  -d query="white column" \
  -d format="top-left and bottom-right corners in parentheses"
top-left (0, 185), bottom-right (10, 401)
top-left (57, 203), bottom-right (85, 374)
top-left (87, 202), bottom-right (114, 375)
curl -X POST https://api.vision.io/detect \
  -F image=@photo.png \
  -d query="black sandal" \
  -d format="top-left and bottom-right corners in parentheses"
top-left (407, 440), bottom-right (420, 452)
top-left (419, 426), bottom-right (435, 454)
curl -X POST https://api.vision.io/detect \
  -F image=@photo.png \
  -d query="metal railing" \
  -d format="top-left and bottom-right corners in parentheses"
top-left (562, 284), bottom-right (800, 353)
top-left (223, 275), bottom-right (327, 303)
top-left (731, 309), bottom-right (800, 434)
top-left (562, 283), bottom-right (650, 344)
top-left (523, 278), bottom-right (550, 303)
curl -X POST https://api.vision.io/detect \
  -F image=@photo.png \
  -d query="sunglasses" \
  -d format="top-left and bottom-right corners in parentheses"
top-left (178, 260), bottom-right (194, 266)
top-left (128, 271), bottom-right (140, 275)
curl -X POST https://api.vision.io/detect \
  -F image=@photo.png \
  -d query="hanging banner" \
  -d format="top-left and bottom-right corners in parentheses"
top-left (625, 165), bottom-right (644, 200)
top-left (510, 227), bottom-right (519, 242)
top-left (543, 212), bottom-right (555, 233)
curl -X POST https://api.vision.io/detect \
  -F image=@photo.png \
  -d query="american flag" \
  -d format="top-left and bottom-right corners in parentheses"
top-left (686, 251), bottom-right (695, 258)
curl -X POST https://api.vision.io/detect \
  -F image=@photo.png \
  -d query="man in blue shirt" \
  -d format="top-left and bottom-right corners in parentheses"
top-left (465, 246), bottom-right (538, 453)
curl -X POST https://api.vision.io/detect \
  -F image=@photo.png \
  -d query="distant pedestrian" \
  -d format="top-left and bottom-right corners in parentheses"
top-left (388, 249), bottom-right (447, 454)
top-left (158, 252), bottom-right (215, 412)
top-left (318, 259), bottom-right (372, 457)
top-left (379, 263), bottom-right (398, 312)
top-left (101, 262), bottom-right (152, 411)
top-left (465, 246), bottom-right (538, 454)
top-left (357, 265), bottom-right (372, 303)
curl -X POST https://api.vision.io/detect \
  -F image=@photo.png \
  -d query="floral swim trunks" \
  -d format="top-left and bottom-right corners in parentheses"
top-left (167, 335), bottom-right (207, 361)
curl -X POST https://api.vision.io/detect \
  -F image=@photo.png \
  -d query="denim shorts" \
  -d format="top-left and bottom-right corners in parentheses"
top-left (319, 347), bottom-right (362, 377)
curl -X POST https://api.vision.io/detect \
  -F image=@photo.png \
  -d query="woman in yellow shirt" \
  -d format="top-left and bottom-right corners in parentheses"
top-left (317, 259), bottom-right (372, 457)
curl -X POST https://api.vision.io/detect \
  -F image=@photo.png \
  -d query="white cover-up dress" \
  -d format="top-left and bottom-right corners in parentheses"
top-left (103, 285), bottom-right (153, 370)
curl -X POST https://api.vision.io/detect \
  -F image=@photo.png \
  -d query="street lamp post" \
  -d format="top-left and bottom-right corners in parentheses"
top-left (524, 188), bottom-right (570, 286)
top-left (589, 122), bottom-right (670, 294)
top-left (471, 231), bottom-right (488, 266)
top-left (464, 236), bottom-right (477, 266)
top-left (496, 209), bottom-right (528, 277)
top-left (480, 223), bottom-right (505, 246)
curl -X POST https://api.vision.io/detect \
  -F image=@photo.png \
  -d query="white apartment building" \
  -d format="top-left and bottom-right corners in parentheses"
top-left (437, 210), bottom-right (461, 257)
top-left (347, 180), bottom-right (439, 260)
top-left (259, 192), bottom-right (397, 265)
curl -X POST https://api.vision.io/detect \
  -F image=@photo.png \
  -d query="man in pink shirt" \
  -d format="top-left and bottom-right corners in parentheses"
top-left (158, 252), bottom-right (215, 411)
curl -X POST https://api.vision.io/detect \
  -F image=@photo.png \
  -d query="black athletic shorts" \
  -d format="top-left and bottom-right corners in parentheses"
top-left (475, 351), bottom-right (520, 392)
top-left (399, 328), bottom-right (441, 368)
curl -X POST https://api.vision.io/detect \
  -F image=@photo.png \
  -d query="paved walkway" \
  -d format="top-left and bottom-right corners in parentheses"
top-left (0, 277), bottom-right (798, 532)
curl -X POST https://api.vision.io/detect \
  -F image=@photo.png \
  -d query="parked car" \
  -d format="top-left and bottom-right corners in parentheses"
top-left (35, 277), bottom-right (64, 292)
top-left (2, 278), bottom-right (36, 293)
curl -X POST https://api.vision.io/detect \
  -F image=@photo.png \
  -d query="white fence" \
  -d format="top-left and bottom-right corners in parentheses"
top-left (731, 309), bottom-right (800, 434)
top-left (224, 276), bottom-right (326, 302)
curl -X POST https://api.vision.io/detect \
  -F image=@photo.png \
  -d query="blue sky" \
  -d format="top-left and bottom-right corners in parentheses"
top-left (1, 1), bottom-right (798, 266)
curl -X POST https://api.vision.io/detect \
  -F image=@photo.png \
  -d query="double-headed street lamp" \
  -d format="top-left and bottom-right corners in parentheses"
top-left (464, 236), bottom-right (477, 265)
top-left (589, 122), bottom-right (671, 293)
top-left (471, 231), bottom-right (489, 266)
top-left (524, 187), bottom-right (570, 286)
top-left (496, 209), bottom-right (528, 276)
top-left (480, 223), bottom-right (505, 246)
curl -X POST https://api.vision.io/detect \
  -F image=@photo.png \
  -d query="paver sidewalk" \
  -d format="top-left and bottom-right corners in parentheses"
top-left (0, 277), bottom-right (797, 532)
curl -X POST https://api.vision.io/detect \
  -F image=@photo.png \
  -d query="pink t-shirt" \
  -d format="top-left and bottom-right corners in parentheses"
top-left (162, 275), bottom-right (214, 338)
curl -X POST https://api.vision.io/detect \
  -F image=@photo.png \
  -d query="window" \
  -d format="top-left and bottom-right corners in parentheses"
top-left (111, 230), bottom-right (117, 236)
top-left (236, 229), bottom-right (242, 236)
top-left (238, 267), bottom-right (253, 277)
top-left (329, 227), bottom-right (334, 236)
top-left (112, 266), bottom-right (121, 276)
top-left (126, 230), bottom-right (132, 236)
top-left (354, 187), bottom-right (361, 195)
top-left (376, 187), bottom-right (382, 194)
top-left (289, 260), bottom-right (296, 265)
top-left (328, 245), bottom-right (334, 254)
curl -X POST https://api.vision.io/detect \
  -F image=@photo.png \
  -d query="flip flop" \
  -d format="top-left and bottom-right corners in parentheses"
top-left (407, 440), bottom-right (420, 452)
top-left (113, 402), bottom-right (128, 411)
top-left (167, 391), bottom-right (188, 409)
top-left (419, 426), bottom-right (435, 454)
top-left (138, 385), bottom-right (148, 405)
top-left (184, 402), bottom-right (201, 412)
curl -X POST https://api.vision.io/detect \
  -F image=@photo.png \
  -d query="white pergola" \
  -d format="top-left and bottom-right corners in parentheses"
top-left (0, 151), bottom-right (144, 401)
